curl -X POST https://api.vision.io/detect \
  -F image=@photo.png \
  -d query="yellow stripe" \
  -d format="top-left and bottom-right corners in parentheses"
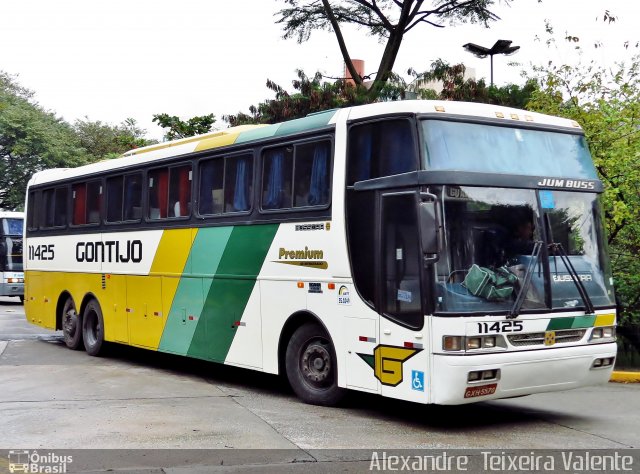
top-left (594, 313), bottom-right (616, 327)
top-left (150, 229), bottom-right (196, 275)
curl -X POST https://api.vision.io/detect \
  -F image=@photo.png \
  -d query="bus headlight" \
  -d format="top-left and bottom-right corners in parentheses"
top-left (443, 336), bottom-right (463, 351)
top-left (443, 335), bottom-right (506, 352)
top-left (7, 278), bottom-right (23, 283)
top-left (589, 326), bottom-right (616, 342)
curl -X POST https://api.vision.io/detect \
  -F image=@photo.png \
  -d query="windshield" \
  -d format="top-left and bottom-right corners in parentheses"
top-left (2, 218), bottom-right (23, 236)
top-left (433, 186), bottom-right (614, 314)
top-left (422, 120), bottom-right (598, 179)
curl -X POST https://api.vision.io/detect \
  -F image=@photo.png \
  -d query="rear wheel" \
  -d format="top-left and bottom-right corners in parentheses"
top-left (285, 322), bottom-right (344, 406)
top-left (82, 299), bottom-right (105, 356)
top-left (61, 297), bottom-right (83, 350)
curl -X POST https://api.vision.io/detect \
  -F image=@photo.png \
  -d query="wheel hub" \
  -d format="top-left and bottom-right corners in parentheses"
top-left (63, 310), bottom-right (77, 334)
top-left (301, 342), bottom-right (331, 384)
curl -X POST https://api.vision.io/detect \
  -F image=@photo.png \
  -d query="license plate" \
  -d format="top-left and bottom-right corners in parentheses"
top-left (464, 383), bottom-right (497, 398)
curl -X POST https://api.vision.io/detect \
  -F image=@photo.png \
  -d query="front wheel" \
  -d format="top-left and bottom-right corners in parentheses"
top-left (82, 299), bottom-right (105, 356)
top-left (61, 297), bottom-right (83, 350)
top-left (285, 322), bottom-right (344, 406)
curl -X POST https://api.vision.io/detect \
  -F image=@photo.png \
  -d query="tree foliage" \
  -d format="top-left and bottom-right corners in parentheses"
top-left (0, 72), bottom-right (90, 210)
top-left (225, 63), bottom-right (537, 126)
top-left (526, 53), bottom-right (640, 324)
top-left (152, 113), bottom-right (216, 141)
top-left (276, 0), bottom-right (511, 100)
top-left (224, 70), bottom-right (371, 126)
top-left (73, 117), bottom-right (156, 161)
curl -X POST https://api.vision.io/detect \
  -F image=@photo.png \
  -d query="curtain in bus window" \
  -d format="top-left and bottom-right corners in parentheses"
top-left (263, 149), bottom-right (285, 209)
top-left (232, 157), bottom-right (249, 211)
top-left (309, 142), bottom-right (329, 206)
top-left (72, 184), bottom-right (87, 225)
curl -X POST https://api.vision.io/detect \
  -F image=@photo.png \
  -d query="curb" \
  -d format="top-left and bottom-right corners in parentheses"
top-left (610, 371), bottom-right (640, 383)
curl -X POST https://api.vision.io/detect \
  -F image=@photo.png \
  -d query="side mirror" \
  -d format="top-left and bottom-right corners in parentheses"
top-left (419, 193), bottom-right (440, 263)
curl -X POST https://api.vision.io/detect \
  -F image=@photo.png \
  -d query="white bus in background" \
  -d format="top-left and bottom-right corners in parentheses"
top-left (0, 211), bottom-right (24, 303)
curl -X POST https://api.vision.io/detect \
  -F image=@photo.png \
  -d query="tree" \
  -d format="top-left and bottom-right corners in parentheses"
top-left (152, 113), bottom-right (216, 141)
top-left (226, 62), bottom-right (537, 126)
top-left (276, 0), bottom-right (512, 100)
top-left (73, 117), bottom-right (156, 161)
top-left (526, 54), bottom-right (640, 324)
top-left (0, 72), bottom-right (90, 210)
top-left (225, 69), bottom-right (369, 126)
top-left (406, 59), bottom-right (538, 106)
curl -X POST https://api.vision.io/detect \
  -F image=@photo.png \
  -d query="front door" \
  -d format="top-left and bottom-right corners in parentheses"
top-left (378, 191), bottom-right (429, 402)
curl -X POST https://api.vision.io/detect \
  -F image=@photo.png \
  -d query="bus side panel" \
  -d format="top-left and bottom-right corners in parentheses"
top-left (158, 227), bottom-right (228, 356)
top-left (260, 279), bottom-right (307, 375)
top-left (24, 271), bottom-right (43, 326)
top-left (103, 274), bottom-right (128, 343)
top-left (186, 225), bottom-right (278, 363)
top-left (126, 275), bottom-right (163, 349)
top-left (225, 283), bottom-right (263, 369)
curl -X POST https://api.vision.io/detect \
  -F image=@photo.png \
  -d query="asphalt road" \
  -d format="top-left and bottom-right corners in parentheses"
top-left (1, 298), bottom-right (638, 473)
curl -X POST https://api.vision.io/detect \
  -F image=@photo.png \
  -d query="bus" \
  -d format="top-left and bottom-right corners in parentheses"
top-left (23, 101), bottom-right (617, 406)
top-left (0, 211), bottom-right (24, 302)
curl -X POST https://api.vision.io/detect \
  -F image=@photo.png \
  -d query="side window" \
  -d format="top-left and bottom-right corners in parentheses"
top-left (42, 187), bottom-right (68, 228)
top-left (294, 141), bottom-right (331, 207)
top-left (86, 181), bottom-right (102, 224)
top-left (199, 154), bottom-right (253, 215)
top-left (347, 119), bottom-right (418, 186)
top-left (262, 140), bottom-right (331, 210)
top-left (123, 174), bottom-right (143, 221)
top-left (149, 165), bottom-right (191, 220)
top-left (107, 173), bottom-right (142, 223)
top-left (72, 180), bottom-right (102, 225)
top-left (199, 159), bottom-right (224, 215)
top-left (106, 176), bottom-right (124, 222)
top-left (27, 192), bottom-right (37, 231)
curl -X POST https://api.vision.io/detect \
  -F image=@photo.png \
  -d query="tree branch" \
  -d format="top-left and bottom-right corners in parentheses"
top-left (321, 0), bottom-right (362, 85)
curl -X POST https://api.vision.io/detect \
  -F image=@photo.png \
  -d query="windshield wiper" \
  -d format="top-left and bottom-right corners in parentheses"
top-left (548, 242), bottom-right (596, 315)
top-left (508, 240), bottom-right (543, 319)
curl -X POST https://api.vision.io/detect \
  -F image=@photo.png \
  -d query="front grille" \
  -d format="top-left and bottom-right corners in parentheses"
top-left (508, 329), bottom-right (586, 346)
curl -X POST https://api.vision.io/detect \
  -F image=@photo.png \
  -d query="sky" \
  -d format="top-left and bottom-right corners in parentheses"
top-left (2, 0), bottom-right (639, 141)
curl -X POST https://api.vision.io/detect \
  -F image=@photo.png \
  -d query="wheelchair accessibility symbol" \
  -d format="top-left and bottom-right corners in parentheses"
top-left (411, 370), bottom-right (425, 392)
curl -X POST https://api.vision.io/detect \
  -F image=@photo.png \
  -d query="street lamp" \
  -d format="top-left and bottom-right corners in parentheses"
top-left (463, 39), bottom-right (520, 86)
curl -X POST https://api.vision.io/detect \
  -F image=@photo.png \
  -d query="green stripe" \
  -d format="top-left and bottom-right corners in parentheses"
top-left (571, 315), bottom-right (596, 329)
top-left (159, 227), bottom-right (233, 355)
top-left (187, 224), bottom-right (278, 362)
top-left (546, 317), bottom-right (575, 331)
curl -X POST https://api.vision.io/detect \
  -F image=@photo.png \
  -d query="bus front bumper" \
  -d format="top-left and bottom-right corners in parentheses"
top-left (0, 282), bottom-right (24, 298)
top-left (432, 342), bottom-right (617, 405)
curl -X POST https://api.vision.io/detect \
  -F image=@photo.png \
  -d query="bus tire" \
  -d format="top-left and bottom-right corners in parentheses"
top-left (61, 297), bottom-right (83, 350)
top-left (19, 296), bottom-right (24, 304)
top-left (285, 322), bottom-right (344, 406)
top-left (82, 299), bottom-right (105, 357)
